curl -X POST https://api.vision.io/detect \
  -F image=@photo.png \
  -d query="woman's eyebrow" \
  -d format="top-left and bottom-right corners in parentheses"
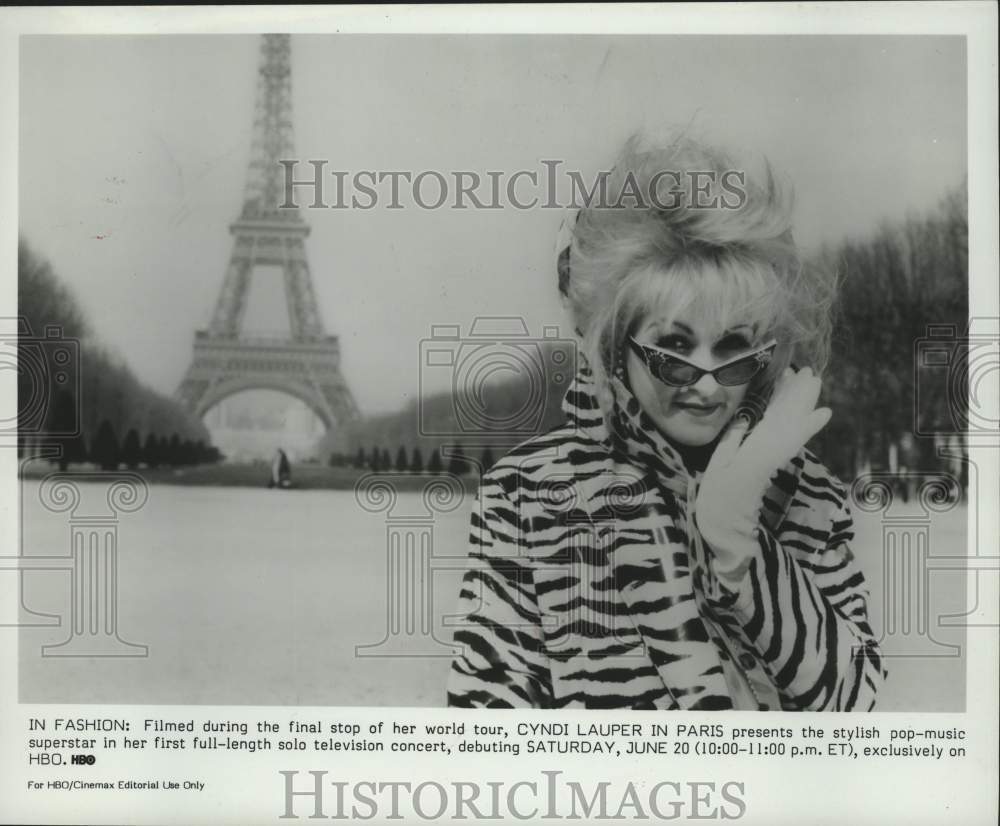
top-left (656, 321), bottom-right (752, 335)
top-left (717, 323), bottom-right (755, 338)
top-left (645, 320), bottom-right (694, 336)
top-left (642, 320), bottom-right (687, 336)
top-left (644, 320), bottom-right (754, 338)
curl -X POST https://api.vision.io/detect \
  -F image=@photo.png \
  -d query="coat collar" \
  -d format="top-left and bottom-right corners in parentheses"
top-left (561, 363), bottom-right (798, 533)
top-left (562, 362), bottom-right (692, 497)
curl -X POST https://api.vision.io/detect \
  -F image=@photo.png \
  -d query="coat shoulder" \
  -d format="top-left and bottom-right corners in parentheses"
top-left (478, 422), bottom-right (614, 507)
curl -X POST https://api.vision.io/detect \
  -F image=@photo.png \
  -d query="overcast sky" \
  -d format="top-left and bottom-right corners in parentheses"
top-left (19, 34), bottom-right (966, 415)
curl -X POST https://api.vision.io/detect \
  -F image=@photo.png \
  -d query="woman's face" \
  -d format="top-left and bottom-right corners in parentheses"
top-left (625, 312), bottom-right (758, 447)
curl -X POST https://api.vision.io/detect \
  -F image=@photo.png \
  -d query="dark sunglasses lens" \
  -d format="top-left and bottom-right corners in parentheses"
top-left (716, 356), bottom-right (765, 386)
top-left (656, 362), bottom-right (700, 387)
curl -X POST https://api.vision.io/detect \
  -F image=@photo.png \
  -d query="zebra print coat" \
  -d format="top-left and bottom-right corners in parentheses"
top-left (447, 365), bottom-right (886, 711)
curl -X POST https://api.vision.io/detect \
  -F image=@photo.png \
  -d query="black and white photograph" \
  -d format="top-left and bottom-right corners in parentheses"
top-left (1, 4), bottom-right (997, 825)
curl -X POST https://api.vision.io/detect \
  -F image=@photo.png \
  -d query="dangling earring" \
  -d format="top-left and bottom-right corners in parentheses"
top-left (613, 339), bottom-right (629, 381)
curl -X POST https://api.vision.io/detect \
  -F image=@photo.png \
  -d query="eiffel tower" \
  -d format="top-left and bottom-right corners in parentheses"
top-left (176, 34), bottom-right (359, 432)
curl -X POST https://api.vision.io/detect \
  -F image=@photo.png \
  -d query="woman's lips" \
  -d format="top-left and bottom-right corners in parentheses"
top-left (675, 401), bottom-right (722, 418)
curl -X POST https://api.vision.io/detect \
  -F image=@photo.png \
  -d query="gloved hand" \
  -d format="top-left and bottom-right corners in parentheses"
top-left (694, 366), bottom-right (833, 584)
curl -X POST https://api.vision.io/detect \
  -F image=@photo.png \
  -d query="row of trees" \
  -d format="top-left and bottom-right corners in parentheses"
top-left (318, 340), bottom-right (569, 472)
top-left (18, 238), bottom-right (218, 472)
top-left (328, 444), bottom-right (497, 476)
top-left (62, 420), bottom-right (222, 471)
top-left (812, 183), bottom-right (968, 481)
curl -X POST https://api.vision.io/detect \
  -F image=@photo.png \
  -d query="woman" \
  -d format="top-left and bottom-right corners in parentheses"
top-left (447, 134), bottom-right (886, 711)
top-left (269, 447), bottom-right (291, 489)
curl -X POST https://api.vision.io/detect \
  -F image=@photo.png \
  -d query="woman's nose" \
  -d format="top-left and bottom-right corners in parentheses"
top-left (687, 347), bottom-right (721, 395)
top-left (690, 370), bottom-right (720, 395)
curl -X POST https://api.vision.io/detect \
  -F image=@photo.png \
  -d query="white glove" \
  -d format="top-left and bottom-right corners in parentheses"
top-left (694, 366), bottom-right (833, 583)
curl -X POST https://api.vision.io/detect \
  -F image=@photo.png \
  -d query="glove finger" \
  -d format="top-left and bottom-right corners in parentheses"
top-left (788, 369), bottom-right (823, 416)
top-left (705, 416), bottom-right (750, 475)
top-left (760, 368), bottom-right (804, 426)
top-left (775, 407), bottom-right (833, 464)
top-left (775, 366), bottom-right (816, 408)
top-left (798, 406), bottom-right (832, 443)
top-left (767, 372), bottom-right (823, 429)
top-left (767, 367), bottom-right (797, 410)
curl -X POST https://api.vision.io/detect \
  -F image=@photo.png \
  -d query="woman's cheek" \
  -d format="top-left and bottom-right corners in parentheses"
top-left (726, 384), bottom-right (750, 411)
top-left (650, 381), bottom-right (679, 410)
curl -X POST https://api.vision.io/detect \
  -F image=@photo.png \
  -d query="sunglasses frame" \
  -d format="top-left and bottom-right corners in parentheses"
top-left (627, 336), bottom-right (779, 388)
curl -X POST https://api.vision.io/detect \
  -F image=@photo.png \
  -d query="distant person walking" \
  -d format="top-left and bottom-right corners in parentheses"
top-left (269, 448), bottom-right (292, 489)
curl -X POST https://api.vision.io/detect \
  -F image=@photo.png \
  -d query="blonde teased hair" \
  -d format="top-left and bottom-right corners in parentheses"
top-left (562, 132), bottom-right (836, 422)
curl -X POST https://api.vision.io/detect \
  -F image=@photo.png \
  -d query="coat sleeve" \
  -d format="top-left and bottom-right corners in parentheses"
top-left (446, 474), bottom-right (553, 708)
top-left (706, 481), bottom-right (887, 711)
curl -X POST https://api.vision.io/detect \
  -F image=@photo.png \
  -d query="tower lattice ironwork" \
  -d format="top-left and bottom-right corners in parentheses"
top-left (176, 34), bottom-right (359, 431)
